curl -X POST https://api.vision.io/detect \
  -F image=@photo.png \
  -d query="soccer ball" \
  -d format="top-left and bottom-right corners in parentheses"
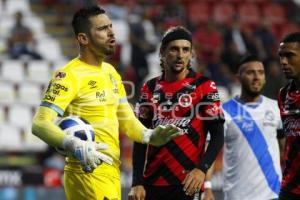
top-left (55, 116), bottom-right (95, 156)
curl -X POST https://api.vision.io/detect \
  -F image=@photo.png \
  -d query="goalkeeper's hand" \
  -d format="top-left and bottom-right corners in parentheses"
top-left (143, 124), bottom-right (183, 146)
top-left (62, 135), bottom-right (113, 172)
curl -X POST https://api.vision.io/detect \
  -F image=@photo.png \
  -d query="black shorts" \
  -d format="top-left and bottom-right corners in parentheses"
top-left (144, 185), bottom-right (201, 200)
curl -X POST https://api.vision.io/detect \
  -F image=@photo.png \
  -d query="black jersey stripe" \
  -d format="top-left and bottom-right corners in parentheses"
top-left (185, 125), bottom-right (201, 147)
top-left (145, 164), bottom-right (182, 185)
top-left (165, 140), bottom-right (196, 170)
top-left (146, 77), bottom-right (158, 93)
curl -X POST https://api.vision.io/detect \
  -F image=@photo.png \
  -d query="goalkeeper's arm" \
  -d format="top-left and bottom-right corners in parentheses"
top-left (117, 102), bottom-right (182, 146)
top-left (32, 106), bottom-right (65, 147)
top-left (32, 106), bottom-right (113, 172)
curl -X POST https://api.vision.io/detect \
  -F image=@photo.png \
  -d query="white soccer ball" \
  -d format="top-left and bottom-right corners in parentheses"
top-left (55, 116), bottom-right (95, 156)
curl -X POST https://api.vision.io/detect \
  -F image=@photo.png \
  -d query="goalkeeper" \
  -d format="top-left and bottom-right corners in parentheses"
top-left (31, 5), bottom-right (182, 200)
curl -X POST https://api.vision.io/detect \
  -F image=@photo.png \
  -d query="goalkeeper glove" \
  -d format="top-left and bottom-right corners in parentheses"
top-left (142, 124), bottom-right (183, 146)
top-left (62, 135), bottom-right (113, 172)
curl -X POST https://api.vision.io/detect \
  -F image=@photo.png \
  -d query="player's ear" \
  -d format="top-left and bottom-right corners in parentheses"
top-left (77, 33), bottom-right (89, 45)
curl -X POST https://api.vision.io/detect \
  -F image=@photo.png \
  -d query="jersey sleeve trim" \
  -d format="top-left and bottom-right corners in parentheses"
top-left (40, 101), bottom-right (64, 116)
top-left (119, 97), bottom-right (128, 104)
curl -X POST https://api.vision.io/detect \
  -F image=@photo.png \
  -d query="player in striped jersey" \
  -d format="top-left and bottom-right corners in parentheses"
top-left (222, 55), bottom-right (283, 200)
top-left (128, 26), bottom-right (224, 200)
top-left (278, 32), bottom-right (300, 200)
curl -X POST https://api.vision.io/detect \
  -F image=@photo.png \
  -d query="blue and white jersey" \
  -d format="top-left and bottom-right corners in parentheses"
top-left (222, 96), bottom-right (282, 200)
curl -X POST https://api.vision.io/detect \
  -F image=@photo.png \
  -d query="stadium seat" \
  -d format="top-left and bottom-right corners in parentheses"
top-left (23, 16), bottom-right (46, 39)
top-left (0, 124), bottom-right (22, 151)
top-left (0, 15), bottom-right (14, 38)
top-left (262, 3), bottom-right (286, 26)
top-left (37, 38), bottom-right (65, 60)
top-left (238, 2), bottom-right (261, 27)
top-left (0, 105), bottom-right (5, 124)
top-left (213, 3), bottom-right (235, 26)
top-left (8, 104), bottom-right (33, 129)
top-left (1, 60), bottom-right (25, 83)
top-left (0, 82), bottom-right (16, 104)
top-left (27, 61), bottom-right (51, 84)
top-left (51, 60), bottom-right (69, 72)
top-left (186, 2), bottom-right (211, 25)
top-left (24, 128), bottom-right (48, 152)
top-left (18, 83), bottom-right (42, 106)
top-left (5, 0), bottom-right (31, 15)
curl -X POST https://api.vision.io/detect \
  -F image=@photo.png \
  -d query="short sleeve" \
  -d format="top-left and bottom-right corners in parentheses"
top-left (200, 80), bottom-right (224, 121)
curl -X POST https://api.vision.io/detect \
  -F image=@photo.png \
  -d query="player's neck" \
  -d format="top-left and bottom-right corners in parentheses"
top-left (78, 51), bottom-right (104, 67)
top-left (239, 93), bottom-right (261, 103)
top-left (164, 69), bottom-right (188, 82)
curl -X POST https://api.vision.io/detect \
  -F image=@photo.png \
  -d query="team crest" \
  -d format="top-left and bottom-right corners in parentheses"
top-left (179, 94), bottom-right (192, 107)
top-left (265, 110), bottom-right (274, 121)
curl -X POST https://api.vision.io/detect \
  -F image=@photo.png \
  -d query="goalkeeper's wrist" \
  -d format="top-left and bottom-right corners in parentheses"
top-left (141, 129), bottom-right (153, 144)
top-left (62, 135), bottom-right (79, 152)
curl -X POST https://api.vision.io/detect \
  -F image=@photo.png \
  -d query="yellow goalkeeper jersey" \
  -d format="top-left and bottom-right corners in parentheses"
top-left (41, 58), bottom-right (144, 174)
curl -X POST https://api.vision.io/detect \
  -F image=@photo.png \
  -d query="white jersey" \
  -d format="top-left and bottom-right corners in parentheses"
top-left (222, 96), bottom-right (282, 200)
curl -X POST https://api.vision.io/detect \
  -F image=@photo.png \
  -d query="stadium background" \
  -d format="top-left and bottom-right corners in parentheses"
top-left (0, 0), bottom-right (299, 199)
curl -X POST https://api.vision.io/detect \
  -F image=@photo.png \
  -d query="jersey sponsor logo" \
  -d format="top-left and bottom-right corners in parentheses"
top-left (43, 94), bottom-right (56, 102)
top-left (96, 91), bottom-right (106, 102)
top-left (207, 93), bottom-right (220, 101)
top-left (54, 71), bottom-right (66, 79)
top-left (178, 94), bottom-right (192, 107)
top-left (43, 82), bottom-right (69, 102)
top-left (283, 116), bottom-right (300, 136)
top-left (46, 82), bottom-right (68, 93)
top-left (154, 117), bottom-right (190, 128)
top-left (88, 80), bottom-right (97, 89)
top-left (241, 121), bottom-right (254, 132)
top-left (210, 81), bottom-right (217, 89)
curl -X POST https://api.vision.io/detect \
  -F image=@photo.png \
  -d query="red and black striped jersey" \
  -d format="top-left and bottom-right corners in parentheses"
top-left (136, 70), bottom-right (223, 186)
top-left (278, 80), bottom-right (300, 196)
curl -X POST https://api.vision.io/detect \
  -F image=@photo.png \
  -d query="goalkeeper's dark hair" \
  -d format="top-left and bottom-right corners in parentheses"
top-left (159, 26), bottom-right (193, 71)
top-left (72, 5), bottom-right (106, 35)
